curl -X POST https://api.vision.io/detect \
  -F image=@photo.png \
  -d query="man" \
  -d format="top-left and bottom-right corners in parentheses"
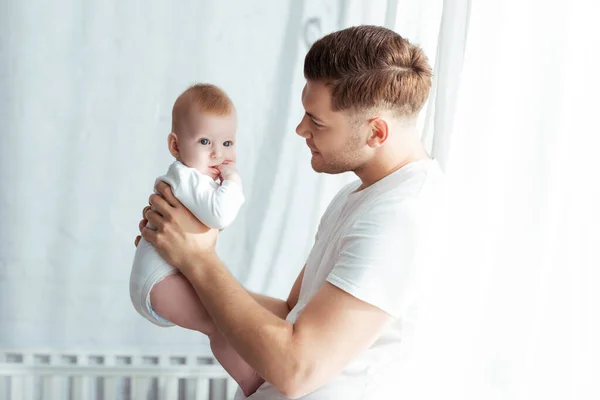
top-left (136, 25), bottom-right (445, 399)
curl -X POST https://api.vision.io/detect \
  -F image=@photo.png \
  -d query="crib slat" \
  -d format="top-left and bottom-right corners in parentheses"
top-left (132, 377), bottom-right (150, 400)
top-left (195, 377), bottom-right (210, 400)
top-left (158, 376), bottom-right (178, 400)
top-left (0, 376), bottom-right (8, 400)
top-left (72, 353), bottom-right (91, 400)
top-left (13, 352), bottom-right (34, 400)
top-left (42, 375), bottom-right (65, 400)
top-left (103, 377), bottom-right (117, 400)
top-left (131, 354), bottom-right (149, 400)
top-left (157, 354), bottom-right (178, 400)
top-left (101, 354), bottom-right (117, 400)
top-left (226, 378), bottom-right (239, 400)
top-left (0, 353), bottom-right (6, 400)
top-left (11, 376), bottom-right (34, 400)
top-left (72, 376), bottom-right (91, 400)
top-left (211, 379), bottom-right (228, 400)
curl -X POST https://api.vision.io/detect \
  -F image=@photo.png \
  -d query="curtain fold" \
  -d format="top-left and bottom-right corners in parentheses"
top-left (422, 0), bottom-right (470, 169)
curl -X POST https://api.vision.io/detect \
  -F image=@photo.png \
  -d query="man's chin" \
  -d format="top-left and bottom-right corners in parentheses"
top-left (311, 157), bottom-right (324, 173)
top-left (311, 158), bottom-right (341, 174)
top-left (313, 156), bottom-right (358, 175)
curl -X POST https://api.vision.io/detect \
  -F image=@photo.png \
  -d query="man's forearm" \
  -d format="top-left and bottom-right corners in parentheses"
top-left (248, 292), bottom-right (291, 320)
top-left (184, 254), bottom-right (298, 395)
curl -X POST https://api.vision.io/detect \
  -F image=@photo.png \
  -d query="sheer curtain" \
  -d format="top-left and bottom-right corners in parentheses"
top-left (421, 0), bottom-right (600, 399)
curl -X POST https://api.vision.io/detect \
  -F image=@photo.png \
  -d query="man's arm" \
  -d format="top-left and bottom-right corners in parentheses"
top-left (142, 183), bottom-right (392, 398)
top-left (183, 257), bottom-right (390, 399)
top-left (247, 266), bottom-right (305, 320)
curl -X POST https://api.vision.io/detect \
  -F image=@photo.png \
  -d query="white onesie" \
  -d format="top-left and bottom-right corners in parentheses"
top-left (130, 161), bottom-right (245, 326)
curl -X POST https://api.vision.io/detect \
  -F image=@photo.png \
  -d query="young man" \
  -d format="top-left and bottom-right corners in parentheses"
top-left (137, 25), bottom-right (445, 399)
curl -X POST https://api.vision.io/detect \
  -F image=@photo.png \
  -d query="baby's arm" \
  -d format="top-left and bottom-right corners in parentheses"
top-left (159, 162), bottom-right (245, 229)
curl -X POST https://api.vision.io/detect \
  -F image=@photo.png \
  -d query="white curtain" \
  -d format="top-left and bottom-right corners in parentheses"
top-left (415, 0), bottom-right (600, 399)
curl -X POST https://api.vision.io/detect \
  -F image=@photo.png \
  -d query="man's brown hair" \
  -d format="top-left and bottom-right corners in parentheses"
top-left (172, 84), bottom-right (234, 133)
top-left (304, 25), bottom-right (432, 118)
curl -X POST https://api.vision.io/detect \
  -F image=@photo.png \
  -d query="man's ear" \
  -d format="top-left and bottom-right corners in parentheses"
top-left (366, 117), bottom-right (389, 148)
top-left (168, 132), bottom-right (179, 158)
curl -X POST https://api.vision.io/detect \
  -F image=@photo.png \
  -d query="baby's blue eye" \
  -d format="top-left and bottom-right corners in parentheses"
top-left (223, 141), bottom-right (233, 147)
top-left (200, 138), bottom-right (210, 145)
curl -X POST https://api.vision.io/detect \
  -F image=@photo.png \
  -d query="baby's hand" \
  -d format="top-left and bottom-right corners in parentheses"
top-left (218, 162), bottom-right (241, 184)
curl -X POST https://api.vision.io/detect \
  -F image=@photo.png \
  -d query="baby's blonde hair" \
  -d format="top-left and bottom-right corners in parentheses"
top-left (171, 84), bottom-right (234, 133)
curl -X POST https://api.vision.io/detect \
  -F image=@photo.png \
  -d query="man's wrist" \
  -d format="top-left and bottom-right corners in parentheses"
top-left (181, 249), bottom-right (220, 280)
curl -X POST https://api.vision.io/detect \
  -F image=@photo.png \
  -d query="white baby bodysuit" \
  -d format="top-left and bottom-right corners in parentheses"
top-left (129, 161), bottom-right (245, 326)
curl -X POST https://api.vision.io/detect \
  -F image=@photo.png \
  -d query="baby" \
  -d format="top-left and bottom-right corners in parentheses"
top-left (129, 84), bottom-right (264, 396)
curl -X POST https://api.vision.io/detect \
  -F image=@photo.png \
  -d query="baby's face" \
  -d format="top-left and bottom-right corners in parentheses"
top-left (176, 112), bottom-right (237, 179)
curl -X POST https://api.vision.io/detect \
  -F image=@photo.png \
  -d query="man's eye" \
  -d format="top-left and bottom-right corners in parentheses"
top-left (312, 120), bottom-right (323, 128)
top-left (223, 141), bottom-right (233, 147)
top-left (200, 138), bottom-right (210, 145)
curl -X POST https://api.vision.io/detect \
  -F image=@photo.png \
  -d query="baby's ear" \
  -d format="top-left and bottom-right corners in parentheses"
top-left (167, 132), bottom-right (179, 158)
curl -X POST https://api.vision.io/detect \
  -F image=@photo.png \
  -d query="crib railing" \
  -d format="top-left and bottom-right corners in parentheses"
top-left (0, 349), bottom-right (239, 400)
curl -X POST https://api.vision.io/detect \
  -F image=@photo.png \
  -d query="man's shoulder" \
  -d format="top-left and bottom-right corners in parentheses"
top-left (353, 162), bottom-right (445, 224)
top-left (370, 160), bottom-right (444, 202)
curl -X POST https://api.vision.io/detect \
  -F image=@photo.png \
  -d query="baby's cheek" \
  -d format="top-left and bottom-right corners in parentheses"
top-left (227, 150), bottom-right (236, 162)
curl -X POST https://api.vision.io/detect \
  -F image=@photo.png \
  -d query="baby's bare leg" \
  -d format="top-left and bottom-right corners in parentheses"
top-left (150, 274), bottom-right (265, 396)
top-left (209, 333), bottom-right (265, 397)
top-left (150, 273), bottom-right (213, 333)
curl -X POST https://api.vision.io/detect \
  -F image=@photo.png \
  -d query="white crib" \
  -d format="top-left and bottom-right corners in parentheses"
top-left (0, 349), bottom-right (239, 400)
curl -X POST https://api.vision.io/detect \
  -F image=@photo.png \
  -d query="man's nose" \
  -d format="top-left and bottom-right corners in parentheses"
top-left (295, 116), bottom-right (312, 139)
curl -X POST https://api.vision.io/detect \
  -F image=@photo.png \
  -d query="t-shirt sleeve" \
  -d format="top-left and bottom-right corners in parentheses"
top-left (326, 200), bottom-right (420, 319)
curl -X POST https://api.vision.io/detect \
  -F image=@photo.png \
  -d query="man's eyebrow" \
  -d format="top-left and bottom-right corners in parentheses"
top-left (306, 112), bottom-right (324, 122)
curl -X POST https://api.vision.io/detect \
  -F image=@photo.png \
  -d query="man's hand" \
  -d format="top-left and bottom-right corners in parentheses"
top-left (134, 205), bottom-right (151, 247)
top-left (218, 161), bottom-right (241, 184)
top-left (141, 181), bottom-right (219, 273)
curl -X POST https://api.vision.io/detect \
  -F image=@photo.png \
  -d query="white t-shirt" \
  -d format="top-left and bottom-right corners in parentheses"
top-left (237, 159), bottom-right (446, 399)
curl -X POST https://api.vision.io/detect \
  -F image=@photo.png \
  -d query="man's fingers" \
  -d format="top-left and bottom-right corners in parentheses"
top-left (145, 208), bottom-right (162, 229)
top-left (141, 226), bottom-right (157, 245)
top-left (134, 235), bottom-right (141, 247)
top-left (154, 181), bottom-right (178, 207)
top-left (142, 205), bottom-right (151, 217)
top-left (149, 193), bottom-right (171, 217)
top-left (139, 218), bottom-right (148, 233)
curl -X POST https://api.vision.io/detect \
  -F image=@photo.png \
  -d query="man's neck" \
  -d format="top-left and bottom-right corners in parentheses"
top-left (354, 146), bottom-right (430, 191)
